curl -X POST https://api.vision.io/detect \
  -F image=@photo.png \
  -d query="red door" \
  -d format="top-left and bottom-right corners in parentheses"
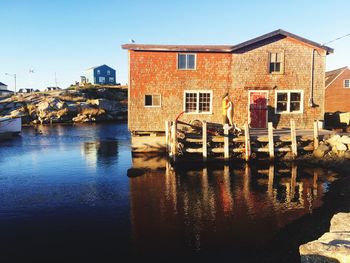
top-left (249, 91), bottom-right (267, 128)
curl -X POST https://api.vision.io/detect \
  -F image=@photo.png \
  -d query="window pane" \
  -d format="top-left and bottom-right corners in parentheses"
top-left (145, 95), bottom-right (152, 106)
top-left (277, 102), bottom-right (287, 112)
top-left (290, 102), bottom-right (300, 112)
top-left (187, 54), bottom-right (195, 69)
top-left (269, 63), bottom-right (275, 73)
top-left (178, 54), bottom-right (186, 69)
top-left (153, 95), bottom-right (161, 106)
top-left (185, 93), bottom-right (197, 112)
top-left (199, 92), bottom-right (211, 112)
top-left (275, 62), bottom-right (281, 72)
top-left (270, 53), bottom-right (276, 63)
top-left (277, 92), bottom-right (288, 102)
top-left (345, 79), bottom-right (350, 88)
top-left (290, 92), bottom-right (301, 102)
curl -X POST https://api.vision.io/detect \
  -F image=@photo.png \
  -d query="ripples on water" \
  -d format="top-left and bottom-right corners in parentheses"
top-left (0, 123), bottom-right (338, 262)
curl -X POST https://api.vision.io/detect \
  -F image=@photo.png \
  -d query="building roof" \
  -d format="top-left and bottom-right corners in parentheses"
top-left (0, 82), bottom-right (7, 86)
top-left (122, 29), bottom-right (334, 54)
top-left (86, 64), bottom-right (115, 70)
top-left (325, 66), bottom-right (348, 88)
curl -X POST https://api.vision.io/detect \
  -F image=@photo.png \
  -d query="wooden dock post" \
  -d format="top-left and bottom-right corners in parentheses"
top-left (244, 122), bottom-right (251, 161)
top-left (313, 120), bottom-right (319, 150)
top-left (170, 121), bottom-right (177, 162)
top-left (290, 119), bottom-right (297, 158)
top-left (202, 121), bottom-right (207, 161)
top-left (268, 122), bottom-right (274, 160)
top-left (224, 124), bottom-right (229, 160)
top-left (165, 120), bottom-right (170, 153)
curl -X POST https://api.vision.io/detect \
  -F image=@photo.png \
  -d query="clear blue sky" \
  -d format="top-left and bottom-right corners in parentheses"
top-left (1, 0), bottom-right (350, 91)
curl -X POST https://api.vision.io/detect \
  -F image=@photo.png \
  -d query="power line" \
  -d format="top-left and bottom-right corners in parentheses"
top-left (322, 33), bottom-right (350, 46)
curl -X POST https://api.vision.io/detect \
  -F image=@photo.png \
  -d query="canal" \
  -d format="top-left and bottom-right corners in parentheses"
top-left (0, 122), bottom-right (348, 262)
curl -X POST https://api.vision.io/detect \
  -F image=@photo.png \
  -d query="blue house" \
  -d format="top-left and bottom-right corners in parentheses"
top-left (85, 64), bottom-right (116, 85)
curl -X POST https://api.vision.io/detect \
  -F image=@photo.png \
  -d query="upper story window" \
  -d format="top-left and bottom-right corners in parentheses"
top-left (178, 54), bottom-right (196, 70)
top-left (107, 70), bottom-right (111, 75)
top-left (97, 70), bottom-right (101, 75)
top-left (276, 90), bottom-right (303, 114)
top-left (344, 79), bottom-right (350, 88)
top-left (269, 52), bottom-right (283, 74)
top-left (145, 94), bottom-right (161, 107)
top-left (184, 90), bottom-right (212, 114)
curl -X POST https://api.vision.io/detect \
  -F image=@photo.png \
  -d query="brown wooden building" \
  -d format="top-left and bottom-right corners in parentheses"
top-left (122, 29), bottom-right (333, 148)
top-left (325, 66), bottom-right (350, 112)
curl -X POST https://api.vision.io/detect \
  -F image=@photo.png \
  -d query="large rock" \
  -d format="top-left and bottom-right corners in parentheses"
top-left (300, 213), bottom-right (350, 263)
top-left (327, 135), bottom-right (341, 147)
top-left (89, 99), bottom-right (120, 112)
top-left (313, 144), bottom-right (330, 158)
top-left (339, 135), bottom-right (350, 145)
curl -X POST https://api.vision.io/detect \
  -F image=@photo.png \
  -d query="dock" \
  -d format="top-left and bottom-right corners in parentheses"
top-left (166, 120), bottom-right (333, 162)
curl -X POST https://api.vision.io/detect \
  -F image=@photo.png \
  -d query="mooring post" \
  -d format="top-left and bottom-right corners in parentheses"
top-left (268, 164), bottom-right (274, 197)
top-left (171, 121), bottom-right (177, 162)
top-left (202, 121), bottom-right (207, 161)
top-left (290, 119), bottom-right (297, 158)
top-left (224, 124), bottom-right (229, 160)
top-left (268, 122), bottom-right (274, 160)
top-left (244, 122), bottom-right (251, 162)
top-left (313, 120), bottom-right (319, 150)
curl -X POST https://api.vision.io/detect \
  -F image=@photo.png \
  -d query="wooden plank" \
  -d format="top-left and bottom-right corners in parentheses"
top-left (290, 119), bottom-right (297, 158)
top-left (268, 122), bottom-right (274, 160)
top-left (244, 122), bottom-right (251, 161)
top-left (314, 120), bottom-right (319, 150)
top-left (252, 147), bottom-right (290, 153)
top-left (224, 124), bottom-right (229, 159)
top-left (202, 121), bottom-right (207, 160)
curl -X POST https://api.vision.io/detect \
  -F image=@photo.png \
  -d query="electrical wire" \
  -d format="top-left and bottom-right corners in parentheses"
top-left (322, 33), bottom-right (350, 46)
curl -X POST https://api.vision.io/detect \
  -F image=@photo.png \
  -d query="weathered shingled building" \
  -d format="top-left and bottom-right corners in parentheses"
top-left (122, 29), bottom-right (333, 150)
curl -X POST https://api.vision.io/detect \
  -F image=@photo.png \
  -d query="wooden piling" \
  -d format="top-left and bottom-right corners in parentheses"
top-left (268, 122), bottom-right (274, 160)
top-left (202, 121), bottom-right (207, 160)
top-left (313, 120), bottom-right (319, 150)
top-left (171, 121), bottom-right (177, 161)
top-left (224, 124), bottom-right (229, 160)
top-left (244, 122), bottom-right (251, 161)
top-left (290, 119), bottom-right (297, 158)
top-left (165, 120), bottom-right (170, 153)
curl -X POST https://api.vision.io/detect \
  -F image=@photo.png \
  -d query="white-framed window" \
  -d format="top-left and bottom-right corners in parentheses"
top-left (269, 52), bottom-right (283, 73)
top-left (99, 76), bottom-right (105, 83)
top-left (107, 70), bottom-right (111, 75)
top-left (344, 79), bottom-right (350, 88)
top-left (97, 70), bottom-right (101, 75)
top-left (184, 90), bottom-right (212, 114)
top-left (178, 53), bottom-right (196, 70)
top-left (109, 77), bottom-right (114, 82)
top-left (145, 94), bottom-right (161, 107)
top-left (275, 90), bottom-right (303, 113)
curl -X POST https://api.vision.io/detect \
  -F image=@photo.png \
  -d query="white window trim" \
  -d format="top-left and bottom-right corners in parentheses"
top-left (99, 76), bottom-right (106, 83)
top-left (183, 90), bottom-right (213, 114)
top-left (144, 94), bottom-right (161, 108)
top-left (177, 53), bottom-right (197, 70)
top-left (109, 77), bottom-right (114, 82)
top-left (344, 79), bottom-right (350, 88)
top-left (275, 90), bottom-right (304, 114)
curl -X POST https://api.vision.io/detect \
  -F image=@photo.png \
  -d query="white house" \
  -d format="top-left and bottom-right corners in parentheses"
top-left (0, 82), bottom-right (14, 97)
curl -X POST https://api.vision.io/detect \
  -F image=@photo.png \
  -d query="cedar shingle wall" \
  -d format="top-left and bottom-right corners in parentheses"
top-left (325, 69), bottom-right (350, 112)
top-left (128, 37), bottom-right (326, 131)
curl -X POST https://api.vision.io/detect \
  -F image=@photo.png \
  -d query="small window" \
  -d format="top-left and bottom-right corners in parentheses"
top-left (109, 77), bottom-right (114, 82)
top-left (97, 70), bottom-right (101, 75)
top-left (276, 91), bottom-right (303, 113)
top-left (269, 52), bottom-right (283, 73)
top-left (107, 70), bottom-right (111, 75)
top-left (99, 76), bottom-right (105, 83)
top-left (184, 91), bottom-right (212, 114)
top-left (344, 79), bottom-right (350, 88)
top-left (178, 54), bottom-right (196, 70)
top-left (145, 94), bottom-right (161, 107)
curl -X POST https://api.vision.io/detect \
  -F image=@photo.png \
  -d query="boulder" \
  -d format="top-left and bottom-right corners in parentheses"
top-left (300, 213), bottom-right (350, 263)
top-left (339, 135), bottom-right (350, 145)
top-left (327, 135), bottom-right (341, 147)
top-left (313, 144), bottom-right (330, 158)
top-left (344, 151), bottom-right (350, 159)
top-left (89, 99), bottom-right (120, 112)
top-left (335, 142), bottom-right (347, 151)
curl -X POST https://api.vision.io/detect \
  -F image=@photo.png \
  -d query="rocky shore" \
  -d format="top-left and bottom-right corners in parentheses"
top-left (0, 86), bottom-right (127, 124)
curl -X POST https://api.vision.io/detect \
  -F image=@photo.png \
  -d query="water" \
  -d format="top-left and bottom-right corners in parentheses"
top-left (0, 122), bottom-right (338, 262)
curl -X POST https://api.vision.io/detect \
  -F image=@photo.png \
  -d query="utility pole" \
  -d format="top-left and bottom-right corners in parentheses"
top-left (55, 72), bottom-right (58, 88)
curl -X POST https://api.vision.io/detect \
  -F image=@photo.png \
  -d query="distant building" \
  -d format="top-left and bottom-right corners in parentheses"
top-left (0, 82), bottom-right (13, 97)
top-left (84, 64), bottom-right (116, 85)
top-left (45, 87), bottom-right (61, 91)
top-left (18, 88), bottom-right (35, 93)
top-left (325, 66), bottom-right (350, 112)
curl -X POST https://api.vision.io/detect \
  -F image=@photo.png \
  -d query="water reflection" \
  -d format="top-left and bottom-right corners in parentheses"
top-left (128, 156), bottom-right (337, 256)
top-left (82, 140), bottom-right (118, 168)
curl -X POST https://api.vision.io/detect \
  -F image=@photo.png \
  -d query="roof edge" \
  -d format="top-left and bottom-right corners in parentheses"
top-left (325, 66), bottom-right (349, 89)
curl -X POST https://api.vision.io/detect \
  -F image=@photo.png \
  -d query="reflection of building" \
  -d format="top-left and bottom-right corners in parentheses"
top-left (128, 157), bottom-right (336, 256)
top-left (82, 140), bottom-right (119, 168)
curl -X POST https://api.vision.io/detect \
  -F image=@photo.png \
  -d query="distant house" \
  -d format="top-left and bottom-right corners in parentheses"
top-left (45, 87), bottom-right (61, 91)
top-left (325, 66), bottom-right (350, 112)
top-left (0, 82), bottom-right (13, 97)
top-left (84, 64), bottom-right (116, 85)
